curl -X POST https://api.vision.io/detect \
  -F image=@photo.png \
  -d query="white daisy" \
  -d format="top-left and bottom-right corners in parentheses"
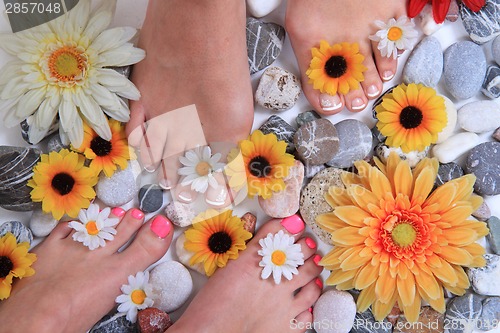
top-left (115, 271), bottom-right (154, 323)
top-left (369, 16), bottom-right (418, 59)
top-left (0, 0), bottom-right (145, 147)
top-left (258, 230), bottom-right (304, 285)
top-left (178, 146), bottom-right (224, 193)
top-left (68, 203), bottom-right (119, 250)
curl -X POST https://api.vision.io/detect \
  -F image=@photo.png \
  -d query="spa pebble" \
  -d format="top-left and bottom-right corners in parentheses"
top-left (0, 221), bottom-right (33, 245)
top-left (246, 0), bottom-right (282, 18)
top-left (46, 133), bottom-right (69, 152)
top-left (96, 163), bottom-right (138, 207)
top-left (419, 4), bottom-right (444, 35)
top-left (465, 142), bottom-right (500, 196)
top-left (90, 312), bottom-right (136, 333)
top-left (432, 132), bottom-right (479, 164)
top-left (296, 110), bottom-right (321, 127)
top-left (313, 290), bottom-right (356, 333)
top-left (493, 35), bottom-right (500, 65)
top-left (175, 234), bottom-right (205, 275)
top-left (326, 119), bottom-right (372, 169)
top-left (403, 36), bottom-right (443, 87)
top-left (375, 143), bottom-right (429, 168)
top-left (444, 292), bottom-right (483, 333)
top-left (138, 184), bottom-right (163, 213)
top-left (259, 115), bottom-right (296, 154)
top-left (458, 101), bottom-right (500, 133)
top-left (304, 163), bottom-right (326, 179)
top-left (246, 18), bottom-right (285, 74)
top-left (241, 212), bottom-right (256, 236)
top-left (447, 0), bottom-right (460, 21)
top-left (350, 310), bottom-right (391, 333)
top-left (435, 162), bottom-right (464, 187)
top-left (294, 118), bottom-right (339, 166)
top-left (472, 201), bottom-right (491, 221)
top-left (443, 41), bottom-right (486, 99)
top-left (259, 160), bottom-right (304, 218)
top-left (478, 297), bottom-right (500, 330)
top-left (394, 307), bottom-right (444, 333)
top-left (149, 261), bottom-right (193, 313)
top-left (30, 209), bottom-right (59, 237)
top-left (436, 96), bottom-right (457, 144)
top-left (460, 0), bottom-right (500, 44)
top-left (482, 65), bottom-right (500, 99)
top-left (255, 66), bottom-right (301, 111)
top-left (494, 127), bottom-right (500, 141)
top-left (467, 254), bottom-right (500, 296)
top-left (165, 201), bottom-right (196, 227)
top-left (487, 216), bottom-right (500, 254)
top-left (371, 126), bottom-right (386, 144)
top-left (20, 117), bottom-right (58, 145)
top-left (137, 308), bottom-right (172, 333)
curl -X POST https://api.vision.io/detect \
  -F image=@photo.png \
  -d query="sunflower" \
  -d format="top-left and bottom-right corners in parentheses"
top-left (375, 83), bottom-right (447, 153)
top-left (317, 153), bottom-right (488, 322)
top-left (72, 119), bottom-right (135, 177)
top-left (28, 149), bottom-right (98, 220)
top-left (184, 210), bottom-right (252, 277)
top-left (0, 0), bottom-right (144, 147)
top-left (306, 41), bottom-right (367, 96)
top-left (0, 233), bottom-right (37, 300)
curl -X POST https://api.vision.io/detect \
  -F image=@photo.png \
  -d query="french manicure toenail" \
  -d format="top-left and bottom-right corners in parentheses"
top-left (313, 254), bottom-right (322, 266)
top-left (131, 208), bottom-right (144, 220)
top-left (305, 237), bottom-right (316, 249)
top-left (144, 165), bottom-right (156, 173)
top-left (383, 70), bottom-right (395, 81)
top-left (315, 278), bottom-right (323, 289)
top-left (111, 207), bottom-right (126, 217)
top-left (150, 215), bottom-right (172, 239)
top-left (178, 191), bottom-right (193, 203)
top-left (281, 214), bottom-right (305, 234)
top-left (159, 179), bottom-right (172, 190)
top-left (351, 98), bottom-right (366, 110)
top-left (206, 186), bottom-right (228, 206)
top-left (320, 93), bottom-right (342, 111)
top-left (367, 85), bottom-right (380, 98)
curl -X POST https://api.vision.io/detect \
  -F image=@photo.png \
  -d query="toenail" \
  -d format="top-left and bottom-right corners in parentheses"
top-left (315, 278), bottom-right (323, 289)
top-left (111, 207), bottom-right (126, 217)
top-left (351, 98), bottom-right (366, 111)
top-left (308, 307), bottom-right (313, 313)
top-left (366, 85), bottom-right (380, 98)
top-left (382, 70), bottom-right (395, 81)
top-left (313, 254), bottom-right (322, 266)
top-left (159, 179), bottom-right (172, 190)
top-left (305, 237), bottom-right (316, 249)
top-left (320, 93), bottom-right (342, 112)
top-left (131, 209), bottom-right (144, 220)
top-left (281, 214), bottom-right (305, 235)
top-left (205, 186), bottom-right (228, 207)
top-left (150, 215), bottom-right (172, 239)
top-left (144, 165), bottom-right (156, 173)
top-left (178, 191), bottom-right (193, 203)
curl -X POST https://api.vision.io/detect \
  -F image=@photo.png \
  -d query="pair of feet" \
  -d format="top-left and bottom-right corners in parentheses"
top-left (0, 210), bottom-right (322, 333)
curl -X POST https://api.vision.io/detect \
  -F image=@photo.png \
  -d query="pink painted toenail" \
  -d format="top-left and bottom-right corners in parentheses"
top-left (131, 209), bottom-right (144, 220)
top-left (281, 215), bottom-right (305, 234)
top-left (308, 307), bottom-right (313, 313)
top-left (366, 85), bottom-right (380, 98)
top-left (150, 215), bottom-right (172, 239)
top-left (351, 98), bottom-right (366, 111)
top-left (305, 237), bottom-right (316, 249)
top-left (315, 278), bottom-right (323, 289)
top-left (382, 70), bottom-right (395, 81)
top-left (313, 254), bottom-right (322, 266)
top-left (111, 207), bottom-right (126, 217)
top-left (320, 93), bottom-right (342, 112)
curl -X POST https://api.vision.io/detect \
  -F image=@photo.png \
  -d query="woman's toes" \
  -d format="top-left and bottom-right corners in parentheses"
top-left (372, 41), bottom-right (398, 82)
top-left (294, 278), bottom-right (323, 314)
top-left (125, 100), bottom-right (146, 147)
top-left (48, 221), bottom-right (73, 239)
top-left (254, 215), bottom-right (306, 243)
top-left (290, 254), bottom-right (324, 288)
top-left (319, 93), bottom-right (345, 115)
top-left (292, 310), bottom-right (313, 333)
top-left (105, 208), bottom-right (145, 253)
top-left (344, 88), bottom-right (368, 112)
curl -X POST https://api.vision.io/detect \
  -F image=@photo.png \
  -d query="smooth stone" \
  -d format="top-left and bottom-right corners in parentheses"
top-left (137, 308), bottom-right (172, 333)
top-left (0, 221), bottom-right (33, 245)
top-left (313, 290), bottom-right (356, 333)
top-left (246, 18), bottom-right (285, 74)
top-left (494, 127), bottom-right (500, 141)
top-left (90, 312), bottom-right (137, 333)
top-left (296, 110), bottom-right (321, 127)
top-left (375, 143), bottom-right (429, 168)
top-left (436, 96), bottom-right (457, 144)
top-left (300, 168), bottom-right (346, 244)
top-left (164, 201), bottom-right (196, 228)
top-left (259, 115), bottom-right (296, 154)
top-left (468, 254), bottom-right (500, 296)
top-left (435, 162), bottom-right (464, 187)
top-left (432, 132), bottom-right (480, 164)
top-left (294, 119), bottom-right (339, 166)
top-left (420, 4), bottom-right (444, 35)
top-left (492, 35), bottom-right (500, 65)
top-left (255, 66), bottom-right (301, 111)
top-left (372, 126), bottom-right (386, 144)
top-left (138, 184), bottom-right (163, 213)
top-left (259, 160), bottom-right (304, 218)
top-left (241, 212), bottom-right (256, 236)
top-left (46, 133), bottom-right (69, 152)
top-left (175, 234), bottom-right (204, 275)
top-left (30, 209), bottom-right (59, 237)
top-left (326, 119), bottom-right (372, 169)
top-left (304, 163), bottom-right (326, 179)
top-left (443, 41), bottom-right (487, 99)
top-left (96, 163), bottom-right (138, 207)
top-left (246, 0), bottom-right (282, 18)
top-left (458, 101), bottom-right (500, 133)
top-left (111, 66), bottom-right (131, 79)
top-left (460, 0), bottom-right (500, 44)
top-left (403, 36), bottom-right (443, 87)
top-left (20, 116), bottom-right (58, 145)
top-left (465, 142), bottom-right (500, 196)
top-left (351, 310), bottom-right (391, 333)
top-left (472, 201), bottom-right (491, 221)
top-left (444, 292), bottom-right (483, 333)
top-left (482, 65), bottom-right (500, 98)
top-left (394, 307), bottom-right (444, 333)
top-left (478, 297), bottom-right (500, 330)
top-left (487, 216), bottom-right (500, 254)
top-left (149, 261), bottom-right (193, 313)
top-left (447, 0), bottom-right (460, 21)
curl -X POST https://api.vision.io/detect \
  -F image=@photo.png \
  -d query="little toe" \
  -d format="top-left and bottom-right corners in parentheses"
top-left (105, 208), bottom-right (145, 253)
top-left (293, 310), bottom-right (313, 333)
top-left (344, 88), bottom-right (368, 113)
top-left (372, 41), bottom-right (398, 82)
top-left (294, 278), bottom-right (322, 314)
top-left (289, 255), bottom-right (323, 289)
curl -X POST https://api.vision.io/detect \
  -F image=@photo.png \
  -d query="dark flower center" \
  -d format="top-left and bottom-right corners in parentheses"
top-left (90, 137), bottom-right (112, 157)
top-left (249, 156), bottom-right (271, 178)
top-left (51, 173), bottom-right (75, 195)
top-left (208, 231), bottom-right (233, 254)
top-left (399, 106), bottom-right (423, 129)
top-left (325, 55), bottom-right (348, 78)
top-left (0, 256), bottom-right (13, 279)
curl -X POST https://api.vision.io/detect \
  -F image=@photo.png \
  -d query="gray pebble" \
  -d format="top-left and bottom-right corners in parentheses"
top-left (472, 201), bottom-right (491, 221)
top-left (255, 66), bottom-right (301, 111)
top-left (375, 143), bottom-right (429, 168)
top-left (90, 312), bottom-right (137, 333)
top-left (371, 126), bottom-right (386, 144)
top-left (487, 216), bottom-right (500, 255)
top-left (138, 184), bottom-right (163, 213)
top-left (0, 221), bottom-right (33, 245)
top-left (111, 66), bottom-right (131, 79)
top-left (30, 210), bottom-right (59, 237)
top-left (149, 261), bottom-right (193, 313)
top-left (444, 292), bottom-right (483, 333)
top-left (259, 115), bottom-right (296, 154)
top-left (460, 0), bottom-right (500, 44)
top-left (246, 17), bottom-right (285, 74)
top-left (435, 162), bottom-right (464, 187)
top-left (96, 163), bottom-right (138, 207)
top-left (465, 142), bottom-right (500, 196)
top-left (493, 35), bottom-right (500, 65)
top-left (468, 254), bottom-right (500, 296)
top-left (296, 110), bottom-right (321, 127)
top-left (327, 119), bottom-right (372, 169)
top-left (294, 119), bottom-right (339, 166)
top-left (46, 133), bottom-right (69, 152)
top-left (403, 36), bottom-right (443, 87)
top-left (478, 297), bottom-right (500, 330)
top-left (494, 127), bottom-right (500, 141)
top-left (482, 65), bottom-right (500, 99)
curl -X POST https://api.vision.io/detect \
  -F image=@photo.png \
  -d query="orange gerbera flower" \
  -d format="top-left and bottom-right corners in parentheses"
top-left (306, 41), bottom-right (367, 96)
top-left (317, 153), bottom-right (488, 322)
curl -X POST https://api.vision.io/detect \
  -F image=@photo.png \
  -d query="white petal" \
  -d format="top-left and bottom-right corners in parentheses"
top-left (115, 294), bottom-right (130, 303)
top-left (1, 76), bottom-right (31, 99)
top-left (75, 91), bottom-right (112, 141)
top-left (0, 33), bottom-right (26, 55)
top-left (66, 114), bottom-right (84, 148)
top-left (95, 44), bottom-right (145, 67)
top-left (90, 27), bottom-right (138, 53)
top-left (102, 99), bottom-right (130, 122)
top-left (97, 69), bottom-right (141, 100)
top-left (16, 88), bottom-right (46, 119)
top-left (0, 62), bottom-right (24, 86)
top-left (83, 0), bottom-right (116, 41)
top-left (66, 0), bottom-right (90, 37)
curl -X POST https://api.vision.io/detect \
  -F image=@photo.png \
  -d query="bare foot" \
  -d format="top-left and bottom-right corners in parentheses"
top-left (286, 0), bottom-right (407, 114)
top-left (0, 209), bottom-right (173, 333)
top-left (169, 216), bottom-right (323, 333)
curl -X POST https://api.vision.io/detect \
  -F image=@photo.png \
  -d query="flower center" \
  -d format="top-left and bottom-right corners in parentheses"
top-left (85, 221), bottom-right (99, 236)
top-left (325, 55), bottom-right (348, 78)
top-left (391, 223), bottom-right (417, 247)
top-left (131, 289), bottom-right (146, 305)
top-left (48, 46), bottom-right (86, 83)
top-left (51, 173), bottom-right (75, 196)
top-left (271, 250), bottom-right (287, 266)
top-left (0, 256), bottom-right (13, 279)
top-left (387, 27), bottom-right (403, 41)
top-left (208, 231), bottom-right (233, 254)
top-left (195, 161), bottom-right (212, 176)
top-left (249, 156), bottom-right (271, 178)
top-left (90, 136), bottom-right (112, 157)
top-left (399, 106), bottom-right (423, 129)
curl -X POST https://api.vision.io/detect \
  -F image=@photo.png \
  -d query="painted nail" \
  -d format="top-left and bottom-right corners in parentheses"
top-left (281, 214), bottom-right (305, 234)
top-left (111, 207), bottom-right (126, 217)
top-left (382, 70), bottom-right (395, 81)
top-left (366, 85), bottom-right (380, 98)
top-left (351, 98), bottom-right (366, 111)
top-left (131, 208), bottom-right (144, 220)
top-left (315, 278), bottom-right (323, 289)
top-left (305, 237), bottom-right (316, 249)
top-left (150, 215), bottom-right (172, 239)
top-left (313, 254), bottom-right (322, 266)
top-left (177, 191), bottom-right (193, 204)
top-left (308, 307), bottom-right (313, 313)
top-left (159, 179), bottom-right (172, 190)
top-left (320, 93), bottom-right (342, 112)
top-left (205, 185), bottom-right (228, 207)
top-left (144, 164), bottom-right (156, 173)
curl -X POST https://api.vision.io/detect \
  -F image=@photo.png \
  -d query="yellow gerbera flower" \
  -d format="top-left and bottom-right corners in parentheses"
top-left (28, 149), bottom-right (98, 220)
top-left (184, 210), bottom-right (252, 277)
top-left (317, 153), bottom-right (488, 323)
top-left (72, 119), bottom-right (135, 177)
top-left (306, 41), bottom-right (367, 96)
top-left (0, 233), bottom-right (37, 300)
top-left (375, 83), bottom-right (447, 153)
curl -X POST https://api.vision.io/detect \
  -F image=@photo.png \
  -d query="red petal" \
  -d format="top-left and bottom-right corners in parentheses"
top-left (463, 0), bottom-right (486, 11)
top-left (432, 0), bottom-right (451, 23)
top-left (408, 0), bottom-right (429, 18)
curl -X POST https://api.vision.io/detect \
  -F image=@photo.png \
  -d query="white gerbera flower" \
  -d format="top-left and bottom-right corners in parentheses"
top-left (178, 146), bottom-right (224, 193)
top-left (115, 271), bottom-right (154, 323)
top-left (0, 0), bottom-right (145, 147)
top-left (68, 203), bottom-right (119, 250)
top-left (369, 16), bottom-right (418, 59)
top-left (258, 230), bottom-right (304, 285)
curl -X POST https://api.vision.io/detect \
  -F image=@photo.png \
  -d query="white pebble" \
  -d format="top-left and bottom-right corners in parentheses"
top-left (419, 4), bottom-right (444, 35)
top-left (467, 254), bottom-right (500, 296)
top-left (458, 100), bottom-right (500, 133)
top-left (436, 96), bottom-right (457, 144)
top-left (432, 132), bottom-right (480, 163)
top-left (30, 209), bottom-right (59, 237)
top-left (149, 261), bottom-right (193, 313)
top-left (175, 233), bottom-right (205, 275)
top-left (313, 289), bottom-right (356, 333)
top-left (246, 0), bottom-right (282, 18)
top-left (255, 66), bottom-right (301, 111)
top-left (95, 163), bottom-right (139, 207)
